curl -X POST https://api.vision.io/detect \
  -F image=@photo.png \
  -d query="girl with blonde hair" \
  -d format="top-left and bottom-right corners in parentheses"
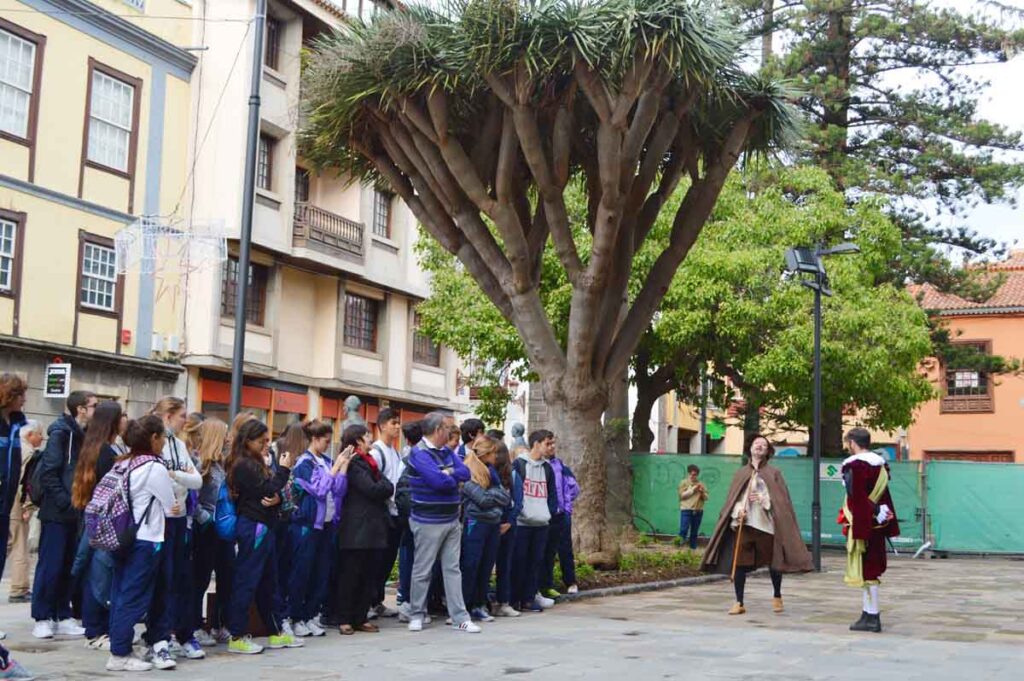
top-left (460, 436), bottom-right (511, 622)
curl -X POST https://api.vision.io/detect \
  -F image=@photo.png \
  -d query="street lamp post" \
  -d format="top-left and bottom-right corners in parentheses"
top-left (229, 0), bottom-right (267, 420)
top-left (784, 242), bottom-right (859, 572)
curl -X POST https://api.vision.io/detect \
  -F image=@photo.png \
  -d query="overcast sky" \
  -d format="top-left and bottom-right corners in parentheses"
top-left (936, 0), bottom-right (1024, 248)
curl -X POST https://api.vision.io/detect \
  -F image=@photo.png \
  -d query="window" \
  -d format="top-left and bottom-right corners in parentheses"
top-left (264, 16), bottom-right (281, 70)
top-left (295, 167), bottom-right (310, 203)
top-left (80, 241), bottom-right (117, 311)
top-left (221, 257), bottom-right (269, 326)
top-left (941, 341), bottom-right (994, 413)
top-left (0, 25), bottom-right (37, 139)
top-left (412, 313), bottom-right (441, 367)
top-left (121, 0), bottom-right (145, 10)
top-left (257, 134), bottom-right (274, 191)
top-left (344, 293), bottom-right (379, 351)
top-left (372, 187), bottom-right (392, 238)
top-left (87, 70), bottom-right (136, 173)
top-left (0, 218), bottom-right (15, 291)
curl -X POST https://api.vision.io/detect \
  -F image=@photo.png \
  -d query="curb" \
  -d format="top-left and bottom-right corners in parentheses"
top-left (556, 573), bottom-right (730, 603)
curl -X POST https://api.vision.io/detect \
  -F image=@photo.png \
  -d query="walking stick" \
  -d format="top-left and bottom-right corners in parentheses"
top-left (730, 470), bottom-right (757, 583)
top-left (730, 514), bottom-right (745, 582)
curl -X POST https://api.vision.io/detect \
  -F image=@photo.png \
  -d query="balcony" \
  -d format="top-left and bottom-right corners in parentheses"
top-left (293, 202), bottom-right (364, 259)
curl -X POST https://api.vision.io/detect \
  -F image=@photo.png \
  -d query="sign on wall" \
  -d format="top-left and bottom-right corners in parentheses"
top-left (45, 363), bottom-right (72, 399)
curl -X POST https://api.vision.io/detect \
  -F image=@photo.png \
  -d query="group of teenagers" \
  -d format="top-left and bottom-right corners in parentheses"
top-left (0, 372), bottom-right (581, 677)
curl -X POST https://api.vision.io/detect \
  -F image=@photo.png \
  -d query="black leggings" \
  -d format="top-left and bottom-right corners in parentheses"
top-left (734, 568), bottom-right (783, 605)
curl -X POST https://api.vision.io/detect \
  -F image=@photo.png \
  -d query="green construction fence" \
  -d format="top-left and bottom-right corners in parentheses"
top-left (633, 454), bottom-right (1024, 554)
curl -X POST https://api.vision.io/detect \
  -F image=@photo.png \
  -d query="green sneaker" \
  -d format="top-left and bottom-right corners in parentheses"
top-left (228, 635), bottom-right (264, 655)
top-left (542, 588), bottom-right (561, 599)
top-left (268, 633), bottom-right (304, 649)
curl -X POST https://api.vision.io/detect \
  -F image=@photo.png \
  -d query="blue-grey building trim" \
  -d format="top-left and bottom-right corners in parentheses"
top-left (19, 0), bottom-right (197, 81)
top-left (0, 173), bottom-right (134, 223)
top-left (134, 63), bottom-right (170, 359)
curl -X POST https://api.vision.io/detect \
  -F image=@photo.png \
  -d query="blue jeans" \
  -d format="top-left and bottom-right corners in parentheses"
top-left (110, 541), bottom-right (162, 656)
top-left (460, 519), bottom-right (500, 610)
top-left (679, 509), bottom-right (703, 550)
top-left (511, 525), bottom-right (549, 606)
top-left (398, 524), bottom-right (414, 604)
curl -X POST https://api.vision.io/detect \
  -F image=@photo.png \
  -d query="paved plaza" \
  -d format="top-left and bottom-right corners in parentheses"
top-left (3, 554), bottom-right (1022, 680)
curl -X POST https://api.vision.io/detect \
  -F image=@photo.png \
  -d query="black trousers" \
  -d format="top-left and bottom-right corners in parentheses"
top-left (336, 548), bottom-right (378, 627)
top-left (374, 519), bottom-right (405, 605)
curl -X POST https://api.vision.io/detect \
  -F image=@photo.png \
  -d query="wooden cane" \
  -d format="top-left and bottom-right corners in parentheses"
top-left (730, 515), bottom-right (745, 582)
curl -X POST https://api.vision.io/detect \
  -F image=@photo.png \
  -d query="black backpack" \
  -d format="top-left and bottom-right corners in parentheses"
top-left (22, 448), bottom-right (45, 506)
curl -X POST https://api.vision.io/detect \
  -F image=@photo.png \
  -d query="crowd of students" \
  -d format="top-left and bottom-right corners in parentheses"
top-left (0, 372), bottom-right (580, 676)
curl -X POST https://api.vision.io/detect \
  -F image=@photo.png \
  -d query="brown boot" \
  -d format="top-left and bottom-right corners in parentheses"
top-left (772, 597), bottom-right (784, 613)
top-left (728, 602), bottom-right (746, 615)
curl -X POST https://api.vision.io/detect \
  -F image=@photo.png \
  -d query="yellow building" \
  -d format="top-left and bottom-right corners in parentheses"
top-left (0, 0), bottom-right (196, 419)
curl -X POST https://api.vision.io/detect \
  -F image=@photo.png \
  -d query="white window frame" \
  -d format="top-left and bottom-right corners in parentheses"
top-left (0, 218), bottom-right (15, 292)
top-left (80, 241), bottom-right (118, 312)
top-left (87, 70), bottom-right (135, 173)
top-left (0, 27), bottom-right (36, 139)
top-left (122, 0), bottom-right (146, 11)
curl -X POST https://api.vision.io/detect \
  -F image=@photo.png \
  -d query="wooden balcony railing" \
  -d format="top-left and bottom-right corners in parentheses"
top-left (293, 202), bottom-right (363, 257)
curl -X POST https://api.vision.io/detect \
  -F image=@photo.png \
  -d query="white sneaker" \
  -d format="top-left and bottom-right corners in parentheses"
top-left (281, 619), bottom-right (295, 637)
top-left (0, 630), bottom-right (5, 640)
top-left (445, 617), bottom-right (452, 626)
top-left (85, 634), bottom-right (111, 650)
top-left (535, 593), bottom-right (556, 609)
top-left (374, 603), bottom-right (399, 618)
top-left (304, 619), bottom-right (326, 637)
top-left (496, 603), bottom-right (521, 618)
top-left (194, 628), bottom-right (217, 647)
top-left (213, 628), bottom-right (231, 645)
top-left (455, 621), bottom-right (482, 633)
top-left (106, 654), bottom-right (153, 672)
top-left (167, 637), bottom-right (185, 658)
top-left (397, 603), bottom-right (412, 623)
top-left (56, 618), bottom-right (86, 637)
top-left (292, 620), bottom-right (311, 637)
top-left (408, 618), bottom-right (423, 632)
top-left (148, 642), bottom-right (177, 670)
top-left (32, 619), bottom-right (55, 639)
top-left (367, 606), bottom-right (379, 621)
top-left (567, 584), bottom-right (579, 594)
top-left (182, 637), bottom-right (206, 659)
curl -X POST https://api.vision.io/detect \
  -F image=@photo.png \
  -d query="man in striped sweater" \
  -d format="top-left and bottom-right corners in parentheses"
top-left (405, 412), bottom-right (480, 633)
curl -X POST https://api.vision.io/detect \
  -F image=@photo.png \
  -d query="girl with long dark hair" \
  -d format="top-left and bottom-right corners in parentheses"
top-left (70, 400), bottom-right (123, 649)
top-left (226, 419), bottom-right (302, 654)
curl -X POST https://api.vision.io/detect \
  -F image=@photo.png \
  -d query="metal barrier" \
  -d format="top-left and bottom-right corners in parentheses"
top-left (632, 454), bottom-right (1023, 554)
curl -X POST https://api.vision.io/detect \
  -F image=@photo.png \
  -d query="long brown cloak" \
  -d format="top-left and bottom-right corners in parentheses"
top-left (700, 462), bottom-right (813, 575)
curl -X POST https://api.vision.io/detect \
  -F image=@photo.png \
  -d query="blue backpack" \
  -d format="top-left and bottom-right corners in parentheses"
top-left (214, 483), bottom-right (237, 542)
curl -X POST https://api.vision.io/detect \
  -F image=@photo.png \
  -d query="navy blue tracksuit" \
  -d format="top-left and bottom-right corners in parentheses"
top-left (110, 540), bottom-right (163, 656)
top-left (192, 522), bottom-right (235, 632)
top-left (31, 521), bottom-right (77, 622)
top-left (288, 523), bottom-right (334, 623)
top-left (229, 516), bottom-right (280, 637)
top-left (511, 525), bottom-right (549, 606)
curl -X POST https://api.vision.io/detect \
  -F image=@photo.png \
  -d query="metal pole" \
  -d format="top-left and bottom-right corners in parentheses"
top-left (811, 271), bottom-right (823, 572)
top-left (698, 369), bottom-right (708, 455)
top-left (229, 0), bottom-right (266, 420)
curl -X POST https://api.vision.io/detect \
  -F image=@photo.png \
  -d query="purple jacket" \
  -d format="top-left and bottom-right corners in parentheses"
top-left (293, 452), bottom-right (349, 530)
top-left (549, 457), bottom-right (580, 515)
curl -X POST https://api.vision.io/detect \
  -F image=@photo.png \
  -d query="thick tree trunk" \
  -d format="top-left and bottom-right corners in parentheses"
top-left (822, 407), bottom-right (845, 457)
top-left (601, 368), bottom-right (632, 567)
top-left (630, 385), bottom-right (658, 452)
top-left (553, 399), bottom-right (609, 561)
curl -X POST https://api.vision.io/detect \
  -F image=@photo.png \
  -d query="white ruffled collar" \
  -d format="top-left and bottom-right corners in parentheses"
top-left (842, 451), bottom-right (886, 467)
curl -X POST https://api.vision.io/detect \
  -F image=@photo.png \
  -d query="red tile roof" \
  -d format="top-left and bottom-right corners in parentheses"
top-left (910, 250), bottom-right (1024, 313)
